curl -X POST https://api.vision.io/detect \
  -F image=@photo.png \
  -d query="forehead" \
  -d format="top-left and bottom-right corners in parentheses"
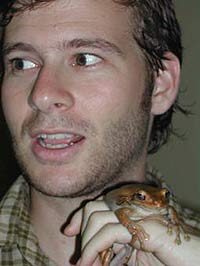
top-left (5, 0), bottom-right (133, 43)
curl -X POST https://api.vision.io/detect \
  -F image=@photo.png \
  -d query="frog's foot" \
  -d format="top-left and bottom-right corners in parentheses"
top-left (167, 206), bottom-right (192, 244)
top-left (129, 223), bottom-right (150, 249)
top-left (100, 244), bottom-right (133, 266)
top-left (167, 221), bottom-right (190, 245)
top-left (174, 225), bottom-right (182, 245)
top-left (110, 244), bottom-right (133, 266)
top-left (115, 208), bottom-right (149, 249)
top-left (184, 233), bottom-right (191, 241)
top-left (99, 247), bottom-right (113, 266)
top-left (167, 222), bottom-right (173, 236)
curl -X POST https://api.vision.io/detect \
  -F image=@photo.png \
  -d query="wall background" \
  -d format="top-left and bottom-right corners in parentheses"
top-left (150, 0), bottom-right (200, 210)
top-left (0, 1), bottom-right (200, 209)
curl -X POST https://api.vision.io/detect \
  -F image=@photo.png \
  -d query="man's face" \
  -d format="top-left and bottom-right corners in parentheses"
top-left (1, 0), bottom-right (151, 197)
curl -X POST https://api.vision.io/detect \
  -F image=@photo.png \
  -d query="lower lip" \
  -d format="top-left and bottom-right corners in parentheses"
top-left (31, 138), bottom-right (85, 163)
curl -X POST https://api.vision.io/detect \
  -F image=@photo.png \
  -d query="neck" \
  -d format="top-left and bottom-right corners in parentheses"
top-left (30, 160), bottom-right (147, 265)
top-left (30, 189), bottom-right (91, 265)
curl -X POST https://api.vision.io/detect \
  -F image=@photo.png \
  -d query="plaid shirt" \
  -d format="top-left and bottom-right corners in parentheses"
top-left (0, 176), bottom-right (56, 266)
top-left (0, 170), bottom-right (200, 265)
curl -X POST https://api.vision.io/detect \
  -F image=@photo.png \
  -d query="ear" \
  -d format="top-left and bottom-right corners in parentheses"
top-left (151, 52), bottom-right (180, 115)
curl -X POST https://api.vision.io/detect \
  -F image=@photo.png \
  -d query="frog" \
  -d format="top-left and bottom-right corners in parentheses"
top-left (99, 183), bottom-right (191, 266)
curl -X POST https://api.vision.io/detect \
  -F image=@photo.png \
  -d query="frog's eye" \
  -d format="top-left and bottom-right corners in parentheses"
top-left (134, 191), bottom-right (146, 201)
top-left (164, 190), bottom-right (170, 199)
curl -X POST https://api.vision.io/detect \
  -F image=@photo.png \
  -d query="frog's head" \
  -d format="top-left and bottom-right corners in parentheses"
top-left (114, 184), bottom-right (170, 209)
top-left (130, 185), bottom-right (170, 208)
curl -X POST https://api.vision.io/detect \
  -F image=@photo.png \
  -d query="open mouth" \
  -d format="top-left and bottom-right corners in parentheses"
top-left (37, 133), bottom-right (84, 149)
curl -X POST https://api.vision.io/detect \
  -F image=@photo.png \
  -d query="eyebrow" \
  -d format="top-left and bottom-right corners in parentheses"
top-left (2, 42), bottom-right (38, 56)
top-left (65, 38), bottom-right (124, 56)
top-left (3, 38), bottom-right (124, 57)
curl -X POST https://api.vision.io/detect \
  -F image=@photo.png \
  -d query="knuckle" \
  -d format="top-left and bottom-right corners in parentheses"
top-left (84, 200), bottom-right (108, 218)
top-left (91, 210), bottom-right (104, 220)
top-left (84, 201), bottom-right (101, 215)
top-left (88, 211), bottom-right (105, 228)
top-left (84, 201), bottom-right (96, 212)
top-left (102, 222), bottom-right (116, 232)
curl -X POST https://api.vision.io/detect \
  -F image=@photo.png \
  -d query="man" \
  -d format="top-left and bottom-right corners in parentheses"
top-left (0, 0), bottom-right (199, 265)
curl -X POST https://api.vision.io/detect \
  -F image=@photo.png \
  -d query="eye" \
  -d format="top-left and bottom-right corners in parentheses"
top-left (164, 190), bottom-right (170, 199)
top-left (11, 58), bottom-right (37, 71)
top-left (74, 53), bottom-right (102, 67)
top-left (134, 192), bottom-right (146, 201)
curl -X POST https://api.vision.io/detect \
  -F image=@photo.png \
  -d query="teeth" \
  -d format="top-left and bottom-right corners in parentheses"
top-left (38, 138), bottom-right (74, 149)
top-left (37, 133), bottom-right (76, 149)
top-left (38, 133), bottom-right (74, 140)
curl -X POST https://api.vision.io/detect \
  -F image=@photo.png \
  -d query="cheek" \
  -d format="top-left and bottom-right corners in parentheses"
top-left (81, 76), bottom-right (144, 120)
top-left (76, 78), bottom-right (144, 143)
top-left (1, 84), bottom-right (27, 135)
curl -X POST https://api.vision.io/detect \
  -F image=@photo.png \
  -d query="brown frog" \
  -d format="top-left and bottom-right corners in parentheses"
top-left (99, 183), bottom-right (190, 266)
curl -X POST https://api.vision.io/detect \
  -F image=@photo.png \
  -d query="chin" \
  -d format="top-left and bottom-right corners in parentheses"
top-left (23, 167), bottom-right (83, 197)
top-left (21, 163), bottom-right (101, 198)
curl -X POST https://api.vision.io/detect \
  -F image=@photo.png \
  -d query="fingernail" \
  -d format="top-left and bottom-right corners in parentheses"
top-left (63, 225), bottom-right (73, 236)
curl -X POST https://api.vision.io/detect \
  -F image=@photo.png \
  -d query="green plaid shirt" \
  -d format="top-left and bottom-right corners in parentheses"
top-left (0, 170), bottom-right (200, 265)
top-left (0, 176), bottom-right (56, 266)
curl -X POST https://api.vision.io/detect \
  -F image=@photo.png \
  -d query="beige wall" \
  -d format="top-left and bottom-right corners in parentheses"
top-left (0, 1), bottom-right (200, 209)
top-left (150, 0), bottom-right (200, 210)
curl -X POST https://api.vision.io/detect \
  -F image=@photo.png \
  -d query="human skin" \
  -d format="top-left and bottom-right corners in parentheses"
top-left (1, 0), bottom-right (183, 264)
top-left (1, 0), bottom-right (151, 198)
top-left (65, 199), bottom-right (200, 266)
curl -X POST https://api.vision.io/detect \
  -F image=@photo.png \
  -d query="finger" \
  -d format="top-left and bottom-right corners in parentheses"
top-left (79, 223), bottom-right (132, 266)
top-left (64, 208), bottom-right (83, 236)
top-left (131, 220), bottom-right (200, 266)
top-left (82, 210), bottom-right (118, 249)
top-left (134, 251), bottom-right (164, 266)
top-left (82, 200), bottom-right (109, 233)
top-left (127, 220), bottom-right (171, 252)
top-left (64, 198), bottom-right (108, 237)
top-left (77, 256), bottom-right (102, 266)
top-left (64, 197), bottom-right (105, 236)
top-left (130, 220), bottom-right (186, 252)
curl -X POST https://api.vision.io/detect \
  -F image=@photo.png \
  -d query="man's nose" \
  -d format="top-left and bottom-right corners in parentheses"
top-left (28, 68), bottom-right (75, 113)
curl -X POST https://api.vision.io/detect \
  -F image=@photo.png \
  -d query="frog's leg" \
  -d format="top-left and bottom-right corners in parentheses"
top-left (115, 208), bottom-right (150, 249)
top-left (136, 211), bottom-right (190, 245)
top-left (99, 247), bottom-right (113, 266)
top-left (99, 207), bottom-right (145, 265)
top-left (168, 206), bottom-right (191, 244)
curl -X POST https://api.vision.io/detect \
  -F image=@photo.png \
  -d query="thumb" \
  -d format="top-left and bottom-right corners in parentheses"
top-left (64, 208), bottom-right (83, 237)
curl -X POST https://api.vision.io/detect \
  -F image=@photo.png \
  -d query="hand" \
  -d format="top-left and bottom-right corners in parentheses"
top-left (64, 198), bottom-right (132, 265)
top-left (64, 199), bottom-right (200, 266)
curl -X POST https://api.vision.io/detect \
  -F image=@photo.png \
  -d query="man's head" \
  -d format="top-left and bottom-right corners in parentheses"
top-left (0, 0), bottom-right (181, 197)
top-left (0, 0), bottom-right (183, 154)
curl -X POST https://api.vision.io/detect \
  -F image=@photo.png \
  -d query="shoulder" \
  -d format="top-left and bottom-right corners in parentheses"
top-left (146, 166), bottom-right (200, 231)
top-left (0, 175), bottom-right (28, 212)
top-left (0, 176), bottom-right (30, 244)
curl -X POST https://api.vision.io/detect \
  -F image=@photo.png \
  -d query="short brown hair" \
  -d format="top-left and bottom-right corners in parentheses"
top-left (0, 0), bottom-right (188, 154)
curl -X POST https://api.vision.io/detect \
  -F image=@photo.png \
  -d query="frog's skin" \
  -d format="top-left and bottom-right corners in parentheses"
top-left (99, 184), bottom-right (190, 266)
